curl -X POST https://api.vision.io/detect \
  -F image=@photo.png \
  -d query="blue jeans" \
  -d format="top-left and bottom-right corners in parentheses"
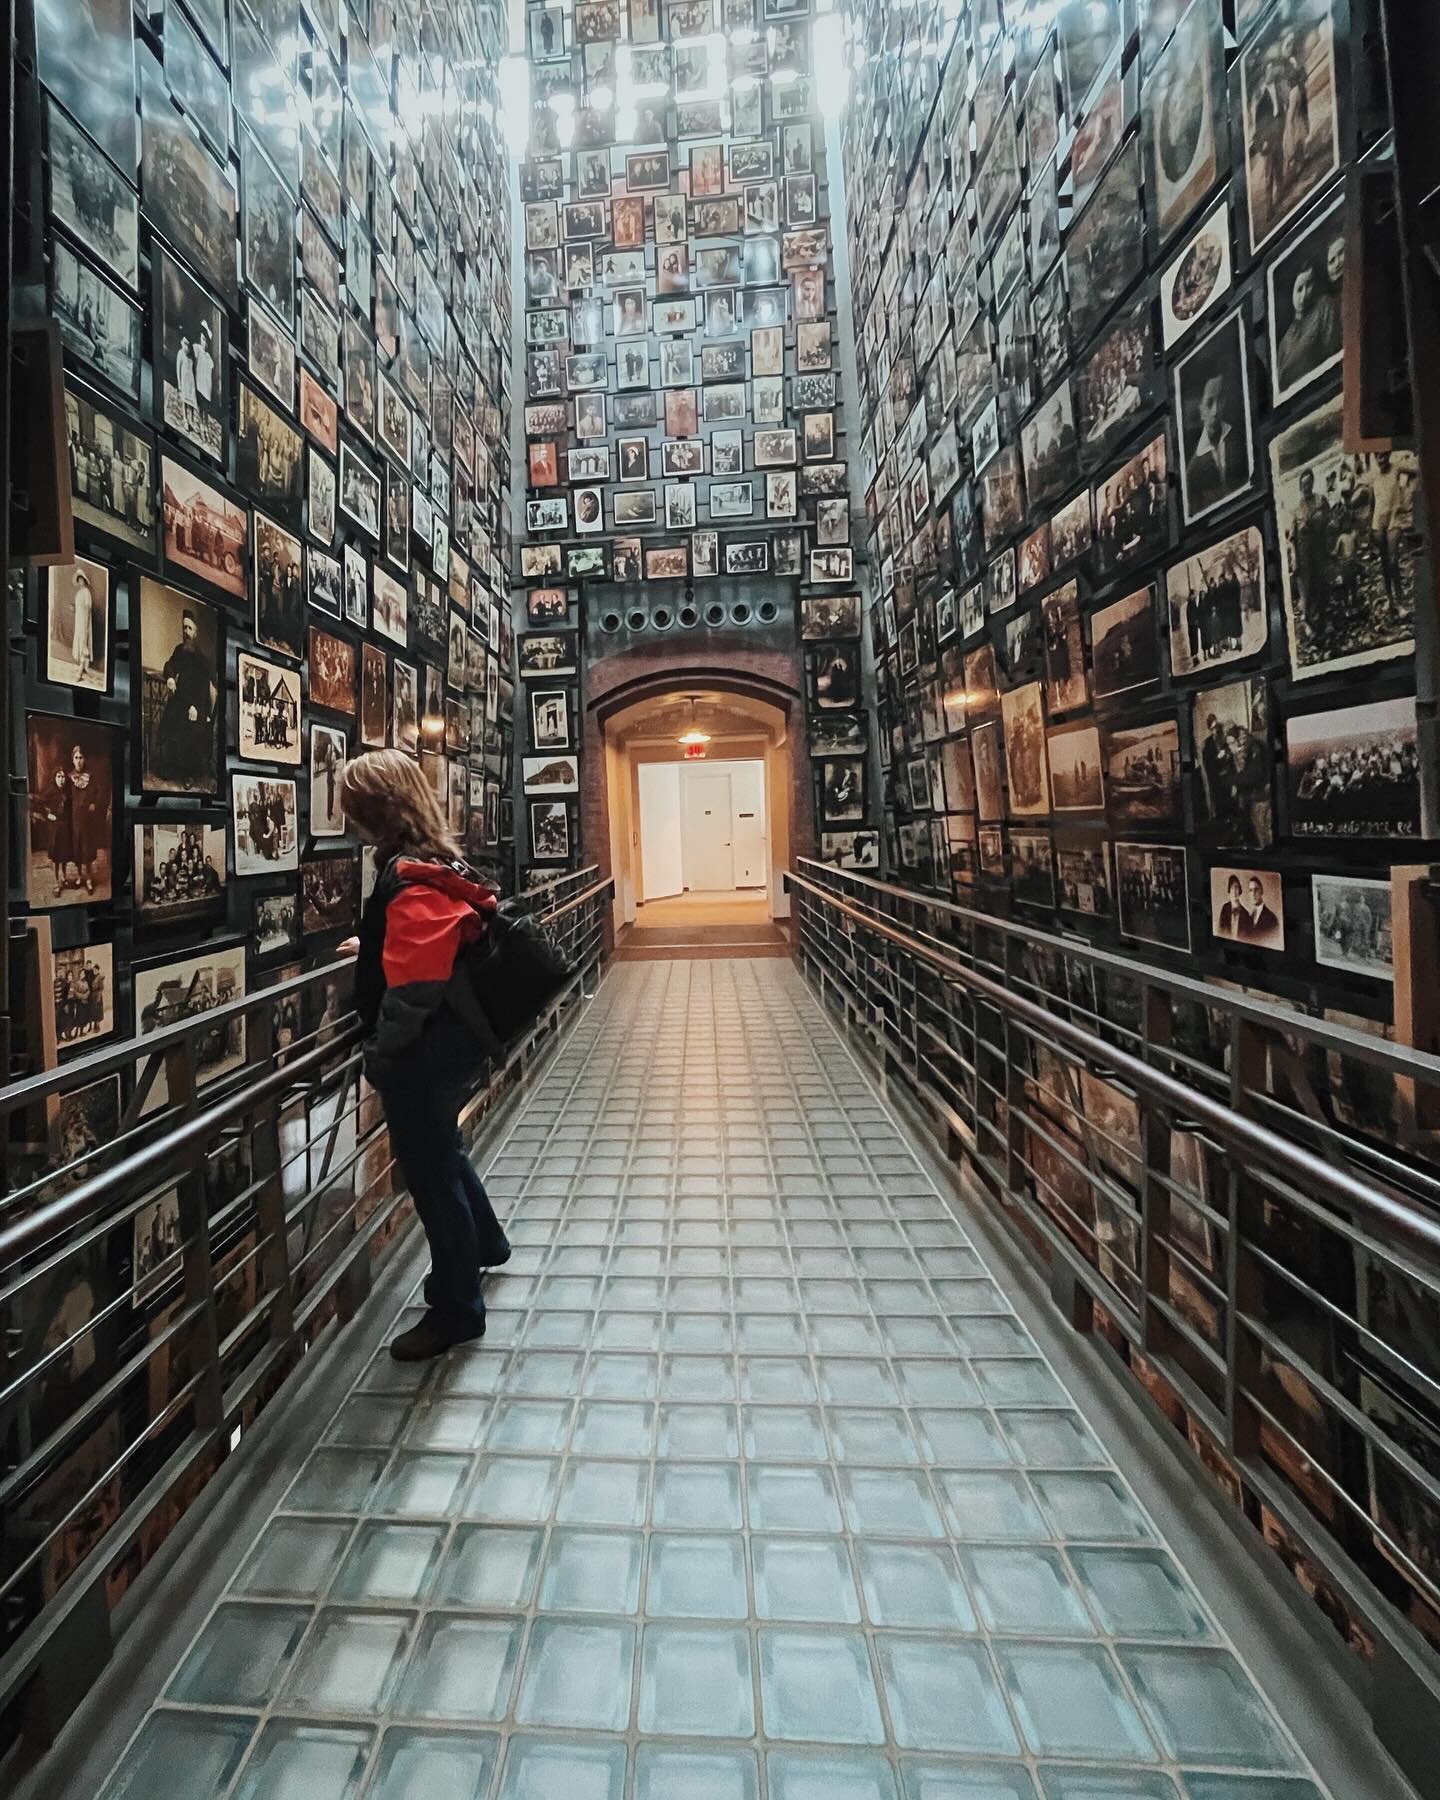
top-left (379, 1078), bottom-right (507, 1336)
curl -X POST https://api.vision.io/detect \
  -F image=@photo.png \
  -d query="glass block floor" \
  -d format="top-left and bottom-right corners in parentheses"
top-left (97, 960), bottom-right (1331, 1800)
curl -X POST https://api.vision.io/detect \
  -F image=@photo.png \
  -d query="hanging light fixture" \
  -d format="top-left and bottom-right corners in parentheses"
top-left (677, 695), bottom-right (711, 748)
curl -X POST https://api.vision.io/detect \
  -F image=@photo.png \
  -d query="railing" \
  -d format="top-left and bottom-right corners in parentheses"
top-left (0, 870), bottom-right (613, 1747)
top-left (787, 858), bottom-right (1440, 1779)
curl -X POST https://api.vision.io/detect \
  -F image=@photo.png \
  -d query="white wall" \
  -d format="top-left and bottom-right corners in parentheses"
top-left (634, 757), bottom-right (768, 899)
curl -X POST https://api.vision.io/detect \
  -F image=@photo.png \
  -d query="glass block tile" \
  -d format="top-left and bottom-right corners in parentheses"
top-left (514, 1617), bottom-right (635, 1731)
top-left (747, 1464), bottom-right (844, 1533)
top-left (1183, 1781), bottom-right (1324, 1800)
top-left (1000, 1412), bottom-right (1109, 1469)
top-left (638, 1624), bottom-right (755, 1736)
top-left (658, 1405), bottom-right (741, 1459)
top-left (1121, 1648), bottom-right (1299, 1769)
top-left (933, 1469), bottom-right (1048, 1542)
top-left (914, 1409), bottom-right (1011, 1465)
top-left (505, 1351), bottom-right (586, 1395)
top-left (394, 1615), bottom-right (522, 1722)
top-left (332, 1525), bottom-right (444, 1604)
top-left (742, 1358), bottom-right (818, 1402)
top-left (810, 1316), bottom-right (887, 1356)
top-left (633, 1745), bottom-right (761, 1800)
top-left (366, 1727), bottom-right (499, 1800)
top-left (738, 1314), bottom-right (809, 1353)
top-left (647, 1533), bottom-right (749, 1618)
top-left (753, 1535), bottom-right (861, 1622)
top-left (743, 1406), bottom-right (829, 1461)
top-left (950, 1316), bottom-right (1035, 1356)
top-left (572, 1400), bottom-right (655, 1457)
top-left (373, 1454), bottom-right (472, 1517)
top-left (283, 1609), bottom-right (411, 1714)
top-left (855, 1542), bottom-right (976, 1630)
top-left (432, 1352), bottom-right (508, 1397)
top-left (827, 1408), bottom-right (922, 1465)
top-left (327, 1397), bottom-right (411, 1445)
top-left (488, 1399), bottom-right (574, 1453)
top-left (234, 1520), bottom-right (353, 1598)
top-left (404, 1400), bottom-right (492, 1450)
top-left (1039, 1774), bottom-right (1181, 1799)
top-left (1031, 1473), bottom-right (1155, 1544)
top-left (996, 1642), bottom-right (1157, 1761)
top-left (663, 1355), bottom-right (738, 1400)
top-left (839, 1468), bottom-right (945, 1538)
top-left (465, 1457), bottom-right (561, 1523)
top-left (665, 1314), bottom-right (735, 1352)
top-left (595, 1313), bottom-right (663, 1351)
top-left (962, 1545), bottom-right (1095, 1636)
top-left (285, 1449), bottom-right (387, 1514)
top-left (495, 1735), bottom-right (627, 1800)
top-left (434, 1526), bottom-right (543, 1609)
top-left (654, 1462), bottom-right (745, 1529)
top-left (230, 1722), bottom-right (372, 1800)
top-left (876, 1635), bottom-right (1021, 1755)
top-left (767, 1750), bottom-right (900, 1800)
top-left (539, 1529), bottom-right (644, 1613)
top-left (898, 1760), bottom-right (1039, 1799)
top-left (98, 1711), bottom-right (254, 1800)
top-left (556, 1458), bottom-right (649, 1526)
top-left (1070, 1549), bottom-right (1214, 1642)
top-left (817, 1360), bottom-right (901, 1405)
top-left (758, 1628), bottom-right (886, 1745)
top-left (167, 1604), bottom-right (310, 1707)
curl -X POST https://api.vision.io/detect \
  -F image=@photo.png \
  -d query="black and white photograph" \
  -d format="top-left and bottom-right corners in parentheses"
top-left (1240, 0), bottom-right (1341, 253)
top-left (339, 443), bottom-right (382, 539)
top-left (1057, 835), bottom-right (1114, 918)
top-left (47, 99), bottom-right (138, 289)
top-left (134, 816), bottom-right (226, 929)
top-left (1067, 140), bottom-right (1146, 348)
top-left (237, 650), bottom-right (301, 765)
top-left (1312, 876), bottom-right (1394, 983)
top-left (801, 593), bottom-right (861, 640)
top-left (1192, 677), bottom-right (1274, 848)
top-left (820, 757), bottom-right (865, 825)
top-left (522, 752), bottom-right (579, 796)
top-left (1268, 193), bottom-right (1345, 406)
top-left (530, 799), bottom-right (570, 861)
top-left (1285, 695), bottom-right (1420, 840)
top-left (360, 643), bottom-right (387, 748)
top-left (253, 512), bottom-right (305, 661)
top-left (48, 941), bottom-right (115, 1048)
top-left (160, 453), bottom-right (245, 598)
top-left (1145, 0), bottom-right (1227, 244)
top-left (253, 891), bottom-right (302, 959)
top-left (25, 714), bottom-right (116, 908)
top-left (237, 381), bottom-right (304, 524)
top-left (728, 542), bottom-right (771, 575)
top-left (241, 129), bottom-right (296, 326)
top-left (249, 302), bottom-right (296, 412)
top-left (1103, 717), bottom-right (1183, 828)
top-left (1211, 867), bottom-right (1286, 951)
top-left (1160, 202), bottom-right (1235, 351)
top-left (302, 854), bottom-right (358, 934)
top-left (232, 772), bottom-right (298, 875)
top-left (308, 627), bottom-right (355, 715)
top-left (1092, 585), bottom-right (1160, 704)
top-left (1116, 841), bottom-right (1192, 952)
top-left (1175, 311), bottom-right (1254, 524)
top-left (66, 381), bottom-right (155, 555)
top-left (1012, 832), bottom-right (1056, 908)
top-left (309, 449), bottom-right (336, 545)
top-left (154, 247), bottom-right (227, 465)
top-left (519, 633), bottom-right (577, 679)
top-left (310, 725), bottom-right (347, 837)
top-left (134, 940), bottom-right (247, 1110)
top-left (1041, 582), bottom-right (1088, 715)
top-left (372, 569), bottom-right (408, 648)
top-left (1166, 524), bottom-right (1268, 678)
top-left (52, 240), bottom-right (141, 398)
top-left (46, 557), bottom-right (111, 693)
top-left (139, 59), bottom-right (238, 307)
top-left (531, 688), bottom-right (571, 750)
top-left (614, 489), bottom-right (658, 527)
top-left (1270, 396), bottom-right (1418, 680)
top-left (1095, 434), bottom-right (1170, 575)
top-left (1076, 299), bottom-right (1161, 469)
top-left (137, 577), bottom-right (222, 795)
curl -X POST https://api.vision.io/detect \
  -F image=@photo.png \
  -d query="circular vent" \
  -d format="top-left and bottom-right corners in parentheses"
top-left (600, 609), bottom-right (623, 633)
top-left (652, 606), bottom-right (673, 631)
top-left (703, 601), bottom-right (727, 627)
top-left (756, 599), bottom-right (779, 624)
top-left (678, 604), bottom-right (699, 628)
top-left (626, 607), bottom-right (649, 631)
top-left (729, 601), bottom-right (752, 626)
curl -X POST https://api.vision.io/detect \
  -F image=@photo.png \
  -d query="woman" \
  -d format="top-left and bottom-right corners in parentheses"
top-left (338, 749), bottom-right (510, 1361)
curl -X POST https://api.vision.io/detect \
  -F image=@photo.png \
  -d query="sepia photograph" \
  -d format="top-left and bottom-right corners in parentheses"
top-left (253, 890), bottom-right (302, 959)
top-left (1192, 677), bottom-right (1274, 848)
top-left (309, 627), bottom-right (356, 716)
top-left (232, 773), bottom-right (298, 875)
top-left (1270, 396), bottom-right (1417, 681)
top-left (1067, 140), bottom-right (1145, 348)
top-left (160, 453), bottom-right (245, 598)
top-left (46, 557), bottom-right (111, 693)
top-left (134, 939), bottom-right (247, 1106)
top-left (302, 853), bottom-right (358, 934)
top-left (310, 725), bottom-right (348, 837)
top-left (360, 643), bottom-right (387, 748)
top-left (1104, 717), bottom-right (1183, 828)
top-left (237, 649), bottom-right (301, 765)
top-left (1092, 585), bottom-right (1160, 704)
top-left (1022, 383), bottom-right (1079, 514)
top-left (1166, 523), bottom-right (1268, 678)
top-left (1000, 682), bottom-right (1051, 818)
top-left (137, 577), bottom-right (222, 795)
top-left (154, 247), bottom-right (227, 465)
top-left (392, 659), bottom-right (419, 753)
top-left (1048, 722), bottom-right (1105, 812)
top-left (1041, 582), bottom-right (1088, 715)
top-left (1076, 298), bottom-right (1161, 469)
top-left (1268, 192), bottom-right (1345, 406)
top-left (26, 714), bottom-right (116, 908)
top-left (1116, 841), bottom-right (1192, 951)
top-left (237, 381), bottom-right (304, 525)
top-left (67, 381), bottom-right (155, 555)
top-left (1145, 0), bottom-right (1227, 243)
top-left (1057, 834), bottom-right (1114, 918)
top-left (134, 816), bottom-right (226, 929)
top-left (1211, 867), bottom-right (1286, 951)
top-left (1240, 0), bottom-right (1341, 253)
top-left (1285, 695), bottom-right (1419, 840)
top-left (1312, 875), bottom-right (1393, 983)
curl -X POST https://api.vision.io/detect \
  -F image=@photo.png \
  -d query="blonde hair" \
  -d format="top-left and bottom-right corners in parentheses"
top-left (340, 749), bottom-right (460, 862)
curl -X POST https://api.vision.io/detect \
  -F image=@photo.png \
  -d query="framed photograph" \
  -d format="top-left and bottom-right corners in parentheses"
top-left (241, 129), bottom-right (296, 326)
top-left (1285, 696), bottom-right (1419, 840)
top-left (134, 815), bottom-right (227, 931)
top-left (1270, 396), bottom-right (1418, 680)
top-left (666, 483), bottom-right (698, 529)
top-left (302, 853), bottom-right (359, 934)
top-left (1267, 191), bottom-right (1345, 406)
top-left (1094, 433), bottom-right (1170, 576)
top-left (1021, 384), bottom-right (1079, 513)
top-left (1067, 138), bottom-right (1145, 349)
top-left (153, 246), bottom-right (228, 466)
top-left (645, 546), bottom-right (689, 580)
top-left (754, 429), bottom-right (797, 469)
top-left (1116, 841), bottom-right (1192, 952)
top-left (308, 627), bottom-right (356, 716)
top-left (1174, 312), bottom-right (1254, 525)
top-left (339, 442), bottom-right (382, 538)
top-left (230, 768), bottom-right (300, 877)
top-left (1145, 0), bottom-right (1227, 245)
top-left (627, 150), bottom-right (671, 191)
top-left (237, 649), bottom-right (301, 765)
top-left (342, 543), bottom-right (368, 628)
top-left (137, 577), bottom-right (223, 795)
top-left (1102, 717), bottom-right (1182, 827)
top-left (522, 751), bottom-right (580, 795)
top-left (1211, 866), bottom-right (1285, 951)
top-left (1092, 585), bottom-right (1160, 703)
top-left (24, 713), bottom-right (116, 908)
top-left (531, 687), bottom-right (571, 749)
top-left (1192, 677), bottom-right (1274, 849)
top-left (614, 488), bottom-right (657, 526)
top-left (617, 437), bottom-right (649, 482)
top-left (252, 890), bottom-right (302, 960)
top-left (47, 99), bottom-right (138, 289)
top-left (574, 487), bottom-right (605, 534)
top-left (1160, 201), bottom-right (1234, 352)
top-left (1240, 0), bottom-right (1340, 255)
top-left (691, 531), bottom-right (718, 578)
top-left (1312, 876), bottom-right (1393, 982)
top-left (307, 449), bottom-right (336, 545)
top-left (1165, 523), bottom-right (1268, 679)
top-left (810, 548), bottom-right (854, 583)
top-left (518, 633), bottom-right (577, 679)
top-left (801, 593), bottom-right (861, 639)
top-left (66, 380), bottom-right (156, 556)
top-left (372, 568), bottom-right (408, 647)
top-left (52, 239), bottom-right (141, 399)
top-left (253, 511), bottom-right (305, 661)
top-left (45, 557), bottom-right (112, 694)
top-left (139, 66), bottom-right (239, 306)
top-left (810, 644), bottom-right (861, 710)
top-left (530, 800), bottom-right (570, 861)
top-left (766, 470), bottom-right (796, 519)
top-left (237, 380), bottom-right (304, 528)
top-left (360, 643), bottom-right (387, 747)
top-left (133, 940), bottom-right (247, 1107)
top-left (308, 546), bottom-right (341, 617)
top-left (392, 658), bottom-right (419, 753)
top-left (309, 725), bottom-right (348, 837)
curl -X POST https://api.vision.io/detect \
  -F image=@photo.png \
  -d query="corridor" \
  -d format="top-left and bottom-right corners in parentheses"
top-left (92, 961), bottom-right (1344, 1800)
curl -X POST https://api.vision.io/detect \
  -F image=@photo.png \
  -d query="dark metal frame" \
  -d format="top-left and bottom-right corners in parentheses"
top-left (788, 857), bottom-right (1440, 1796)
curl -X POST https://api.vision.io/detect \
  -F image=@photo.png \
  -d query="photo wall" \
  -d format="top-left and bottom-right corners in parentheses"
top-left (14, 0), bottom-right (518, 1123)
top-left (842, 0), bottom-right (1427, 1028)
top-left (513, 0), bottom-right (869, 878)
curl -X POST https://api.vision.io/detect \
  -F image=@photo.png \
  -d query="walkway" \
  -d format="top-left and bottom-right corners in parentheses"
top-left (95, 960), bottom-right (1350, 1800)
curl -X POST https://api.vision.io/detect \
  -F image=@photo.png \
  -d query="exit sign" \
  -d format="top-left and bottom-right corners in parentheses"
top-left (683, 742), bottom-right (707, 759)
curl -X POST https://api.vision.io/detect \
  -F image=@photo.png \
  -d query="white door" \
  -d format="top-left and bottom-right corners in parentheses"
top-left (729, 761), bottom-right (767, 889)
top-left (683, 769), bottom-right (735, 892)
top-left (637, 762), bottom-right (684, 899)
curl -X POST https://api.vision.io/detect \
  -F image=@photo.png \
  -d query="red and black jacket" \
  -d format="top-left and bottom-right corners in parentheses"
top-left (354, 855), bottom-right (499, 1082)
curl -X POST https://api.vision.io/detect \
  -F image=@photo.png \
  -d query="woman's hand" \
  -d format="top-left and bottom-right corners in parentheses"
top-left (336, 936), bottom-right (361, 958)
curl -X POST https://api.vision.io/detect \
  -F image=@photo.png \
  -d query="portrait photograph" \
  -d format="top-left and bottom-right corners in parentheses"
top-left (138, 577), bottom-right (223, 794)
top-left (1240, 0), bottom-right (1341, 254)
top-left (1103, 717), bottom-right (1183, 828)
top-left (52, 239), bottom-right (141, 399)
top-left (46, 557), bottom-right (111, 693)
top-left (154, 246), bottom-right (228, 466)
top-left (361, 643), bottom-right (388, 748)
top-left (254, 512), bottom-right (305, 661)
top-left (1312, 876), bottom-right (1393, 982)
top-left (308, 627), bottom-right (356, 716)
top-left (973, 722), bottom-right (1005, 821)
top-left (134, 815), bottom-right (226, 930)
top-left (1270, 396), bottom-right (1418, 680)
top-left (1000, 682), bottom-right (1051, 817)
top-left (307, 449), bottom-right (336, 548)
top-left (1267, 192), bottom-right (1345, 405)
top-left (1094, 433), bottom-right (1170, 575)
top-left (1145, 0), bottom-right (1227, 244)
top-left (1041, 582), bottom-right (1088, 714)
top-left (25, 714), bottom-right (116, 907)
top-left (1175, 311), bottom-right (1255, 525)
top-left (1192, 677), bottom-right (1274, 848)
top-left (1166, 523), bottom-right (1268, 678)
top-left (310, 725), bottom-right (348, 837)
top-left (237, 650), bottom-right (301, 765)
top-left (1211, 866), bottom-right (1285, 951)
top-left (1285, 695), bottom-right (1419, 840)
top-left (1116, 841), bottom-right (1192, 952)
top-left (392, 658), bottom-right (419, 753)
top-left (237, 381), bottom-right (304, 527)
top-left (339, 443), bottom-right (382, 539)
top-left (253, 891), bottom-right (302, 960)
top-left (66, 381), bottom-right (155, 556)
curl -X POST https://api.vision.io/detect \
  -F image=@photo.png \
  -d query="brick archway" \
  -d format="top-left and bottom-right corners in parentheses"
top-left (582, 644), bottom-right (816, 920)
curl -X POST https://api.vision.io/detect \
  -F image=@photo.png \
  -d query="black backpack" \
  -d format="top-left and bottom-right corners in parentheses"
top-left (447, 899), bottom-right (576, 1053)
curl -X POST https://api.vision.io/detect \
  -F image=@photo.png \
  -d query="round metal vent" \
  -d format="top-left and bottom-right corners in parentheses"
top-left (626, 607), bottom-right (649, 631)
top-left (678, 604), bottom-right (699, 628)
top-left (703, 601), bottom-right (727, 627)
top-left (651, 605), bottom-right (674, 631)
top-left (756, 599), bottom-right (779, 624)
top-left (600, 609), bottom-right (624, 633)
top-left (729, 601), bottom-right (752, 626)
